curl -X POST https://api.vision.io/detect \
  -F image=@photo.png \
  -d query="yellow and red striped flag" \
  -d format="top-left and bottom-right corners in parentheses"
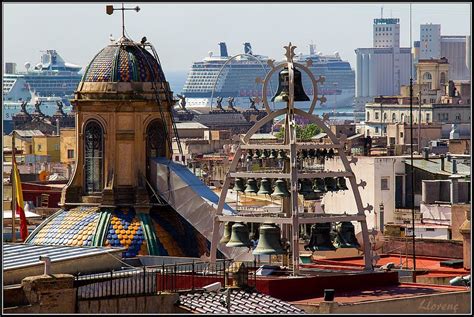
top-left (13, 161), bottom-right (29, 241)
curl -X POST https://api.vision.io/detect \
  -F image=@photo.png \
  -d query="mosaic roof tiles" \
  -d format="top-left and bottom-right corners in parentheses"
top-left (105, 208), bottom-right (147, 258)
top-left (28, 207), bottom-right (100, 246)
top-left (26, 206), bottom-right (212, 259)
top-left (82, 43), bottom-right (165, 83)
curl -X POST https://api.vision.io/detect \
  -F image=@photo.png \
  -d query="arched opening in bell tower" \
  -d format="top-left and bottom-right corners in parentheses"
top-left (146, 119), bottom-right (167, 179)
top-left (84, 120), bottom-right (104, 194)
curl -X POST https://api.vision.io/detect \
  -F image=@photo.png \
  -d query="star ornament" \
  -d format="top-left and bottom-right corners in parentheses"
top-left (284, 42), bottom-right (296, 62)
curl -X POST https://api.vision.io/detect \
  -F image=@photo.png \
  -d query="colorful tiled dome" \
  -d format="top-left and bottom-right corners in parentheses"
top-left (81, 37), bottom-right (166, 83)
top-left (25, 206), bottom-right (218, 259)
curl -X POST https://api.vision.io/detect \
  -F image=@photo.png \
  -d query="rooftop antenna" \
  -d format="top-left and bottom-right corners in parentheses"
top-left (408, 2), bottom-right (417, 284)
top-left (106, 3), bottom-right (140, 38)
top-left (381, 6), bottom-right (384, 18)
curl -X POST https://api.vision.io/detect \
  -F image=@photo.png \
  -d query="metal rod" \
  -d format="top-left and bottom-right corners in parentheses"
top-left (409, 3), bottom-right (417, 283)
top-left (11, 131), bottom-right (17, 242)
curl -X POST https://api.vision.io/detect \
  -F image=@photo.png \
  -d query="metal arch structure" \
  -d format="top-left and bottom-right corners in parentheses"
top-left (209, 53), bottom-right (273, 110)
top-left (258, 60), bottom-right (326, 115)
top-left (209, 43), bottom-right (374, 274)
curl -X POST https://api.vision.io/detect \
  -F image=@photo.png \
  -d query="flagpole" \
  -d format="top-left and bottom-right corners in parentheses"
top-left (11, 131), bottom-right (17, 242)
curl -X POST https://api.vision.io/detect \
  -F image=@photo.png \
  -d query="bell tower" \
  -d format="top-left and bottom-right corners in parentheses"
top-left (60, 34), bottom-right (174, 210)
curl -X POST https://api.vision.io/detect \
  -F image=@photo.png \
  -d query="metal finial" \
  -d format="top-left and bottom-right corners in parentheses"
top-left (106, 3), bottom-right (140, 38)
top-left (284, 42), bottom-right (296, 62)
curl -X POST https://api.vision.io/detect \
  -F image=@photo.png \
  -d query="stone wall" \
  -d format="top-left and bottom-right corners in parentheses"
top-left (77, 293), bottom-right (187, 313)
top-left (297, 290), bottom-right (470, 314)
top-left (382, 237), bottom-right (463, 259)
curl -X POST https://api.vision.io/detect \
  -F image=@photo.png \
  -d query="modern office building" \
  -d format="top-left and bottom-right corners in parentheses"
top-left (354, 17), bottom-right (412, 110)
top-left (416, 24), bottom-right (470, 80)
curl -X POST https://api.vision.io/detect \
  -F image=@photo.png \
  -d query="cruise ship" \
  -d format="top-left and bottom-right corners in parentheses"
top-left (3, 50), bottom-right (81, 132)
top-left (181, 43), bottom-right (355, 109)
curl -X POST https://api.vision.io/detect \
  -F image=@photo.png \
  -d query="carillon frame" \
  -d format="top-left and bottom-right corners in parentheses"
top-left (210, 43), bottom-right (374, 275)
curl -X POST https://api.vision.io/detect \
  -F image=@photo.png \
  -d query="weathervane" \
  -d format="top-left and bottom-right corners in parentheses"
top-left (106, 3), bottom-right (140, 37)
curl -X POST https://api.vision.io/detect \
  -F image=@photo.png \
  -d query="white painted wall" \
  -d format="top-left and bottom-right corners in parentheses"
top-left (321, 156), bottom-right (405, 233)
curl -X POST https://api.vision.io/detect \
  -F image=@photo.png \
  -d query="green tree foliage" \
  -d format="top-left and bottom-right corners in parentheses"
top-left (275, 123), bottom-right (321, 141)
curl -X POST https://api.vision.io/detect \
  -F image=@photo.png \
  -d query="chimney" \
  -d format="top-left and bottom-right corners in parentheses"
top-left (440, 154), bottom-right (445, 171)
top-left (218, 42), bottom-right (228, 57)
top-left (452, 159), bottom-right (457, 175)
top-left (423, 147), bottom-right (429, 160)
top-left (244, 42), bottom-right (253, 55)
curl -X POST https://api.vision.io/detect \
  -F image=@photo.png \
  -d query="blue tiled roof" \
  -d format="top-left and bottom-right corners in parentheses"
top-left (26, 205), bottom-right (213, 259)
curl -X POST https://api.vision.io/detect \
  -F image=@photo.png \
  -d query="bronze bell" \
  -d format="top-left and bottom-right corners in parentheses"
top-left (336, 177), bottom-right (348, 191)
top-left (315, 149), bottom-right (322, 159)
top-left (257, 178), bottom-right (272, 195)
top-left (298, 179), bottom-right (313, 196)
top-left (253, 150), bottom-right (261, 160)
top-left (246, 150), bottom-right (253, 162)
top-left (253, 223), bottom-right (286, 255)
top-left (324, 177), bottom-right (337, 192)
top-left (271, 66), bottom-right (310, 103)
top-left (244, 178), bottom-right (258, 194)
top-left (313, 178), bottom-right (326, 193)
top-left (226, 222), bottom-right (252, 248)
top-left (333, 222), bottom-right (360, 248)
top-left (304, 223), bottom-right (336, 252)
top-left (219, 222), bottom-right (234, 244)
top-left (261, 149), bottom-right (269, 159)
top-left (233, 178), bottom-right (245, 192)
top-left (269, 149), bottom-right (277, 159)
top-left (271, 179), bottom-right (290, 197)
top-left (301, 149), bottom-right (309, 159)
top-left (277, 149), bottom-right (287, 160)
top-left (321, 148), bottom-right (328, 159)
top-left (327, 148), bottom-right (335, 159)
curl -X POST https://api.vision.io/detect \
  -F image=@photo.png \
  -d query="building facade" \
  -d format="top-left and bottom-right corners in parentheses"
top-left (355, 18), bottom-right (412, 109)
top-left (416, 23), bottom-right (470, 80)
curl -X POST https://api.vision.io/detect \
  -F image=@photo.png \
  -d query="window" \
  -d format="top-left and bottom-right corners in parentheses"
top-left (425, 228), bottom-right (435, 232)
top-left (426, 113), bottom-right (430, 122)
top-left (84, 120), bottom-right (104, 194)
top-left (440, 72), bottom-right (446, 85)
top-left (67, 149), bottom-right (74, 159)
top-left (400, 132), bottom-right (404, 138)
top-left (423, 72), bottom-right (432, 80)
top-left (392, 113), bottom-right (396, 122)
top-left (54, 144), bottom-right (60, 151)
top-left (383, 113), bottom-right (387, 122)
top-left (37, 144), bottom-right (42, 151)
top-left (381, 177), bottom-right (390, 190)
top-left (146, 119), bottom-right (167, 178)
top-left (375, 112), bottom-right (379, 120)
top-left (401, 113), bottom-right (405, 123)
top-left (375, 127), bottom-right (379, 134)
top-left (367, 111), bottom-right (370, 121)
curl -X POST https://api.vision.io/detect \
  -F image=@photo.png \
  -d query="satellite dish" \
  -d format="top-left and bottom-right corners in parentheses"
top-left (334, 51), bottom-right (340, 58)
top-left (317, 51), bottom-right (323, 56)
top-left (35, 63), bottom-right (43, 70)
top-left (208, 51), bottom-right (213, 58)
top-left (24, 62), bottom-right (31, 71)
top-left (355, 228), bottom-right (384, 253)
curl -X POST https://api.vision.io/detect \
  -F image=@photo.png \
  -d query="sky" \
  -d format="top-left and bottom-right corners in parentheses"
top-left (3, 2), bottom-right (471, 76)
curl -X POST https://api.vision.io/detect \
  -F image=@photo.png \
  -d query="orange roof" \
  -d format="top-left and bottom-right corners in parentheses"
top-left (289, 283), bottom-right (467, 305)
top-left (310, 254), bottom-right (470, 275)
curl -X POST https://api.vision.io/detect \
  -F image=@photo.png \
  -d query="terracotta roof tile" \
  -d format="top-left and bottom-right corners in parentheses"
top-left (178, 289), bottom-right (305, 314)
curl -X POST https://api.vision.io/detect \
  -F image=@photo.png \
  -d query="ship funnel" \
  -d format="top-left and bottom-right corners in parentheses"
top-left (219, 42), bottom-right (228, 57)
top-left (244, 42), bottom-right (253, 55)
